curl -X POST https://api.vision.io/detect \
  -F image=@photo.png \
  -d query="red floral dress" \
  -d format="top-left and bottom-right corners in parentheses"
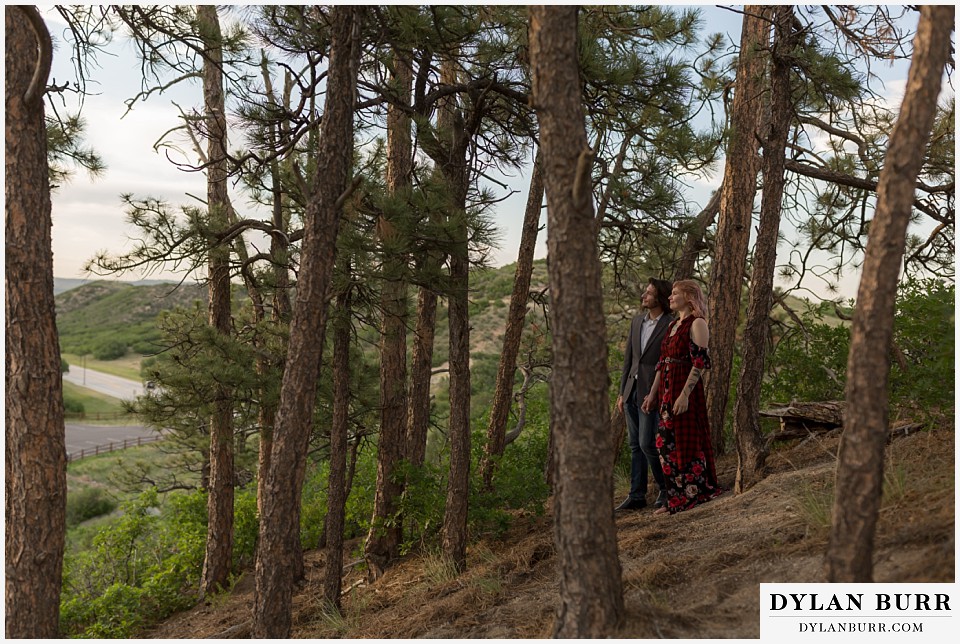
top-left (654, 315), bottom-right (723, 513)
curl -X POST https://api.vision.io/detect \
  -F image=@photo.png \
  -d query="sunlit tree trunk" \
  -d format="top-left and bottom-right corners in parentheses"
top-left (5, 7), bottom-right (66, 638)
top-left (197, 4), bottom-right (235, 597)
top-left (529, 5), bottom-right (624, 637)
top-left (705, 5), bottom-right (772, 456)
top-left (252, 6), bottom-right (363, 637)
top-left (732, 5), bottom-right (796, 493)
top-left (827, 5), bottom-right (953, 582)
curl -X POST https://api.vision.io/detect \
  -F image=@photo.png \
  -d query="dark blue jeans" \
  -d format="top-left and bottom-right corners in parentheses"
top-left (625, 389), bottom-right (666, 501)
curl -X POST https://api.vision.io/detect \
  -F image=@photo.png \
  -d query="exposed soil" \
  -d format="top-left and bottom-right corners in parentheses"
top-left (145, 421), bottom-right (954, 639)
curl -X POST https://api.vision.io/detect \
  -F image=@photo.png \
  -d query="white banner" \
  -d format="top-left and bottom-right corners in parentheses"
top-left (760, 583), bottom-right (956, 641)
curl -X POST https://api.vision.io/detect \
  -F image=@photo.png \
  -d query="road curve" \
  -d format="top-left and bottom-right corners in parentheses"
top-left (62, 366), bottom-right (145, 401)
top-left (65, 423), bottom-right (161, 460)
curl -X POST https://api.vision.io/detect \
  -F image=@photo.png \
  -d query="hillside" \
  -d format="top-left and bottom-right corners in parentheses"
top-left (145, 419), bottom-right (954, 638)
top-left (56, 280), bottom-right (208, 356)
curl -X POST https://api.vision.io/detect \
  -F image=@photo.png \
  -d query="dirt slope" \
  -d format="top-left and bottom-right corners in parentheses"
top-left (146, 422), bottom-right (954, 639)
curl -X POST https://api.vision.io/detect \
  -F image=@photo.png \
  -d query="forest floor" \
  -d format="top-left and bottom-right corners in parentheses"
top-left (146, 420), bottom-right (954, 639)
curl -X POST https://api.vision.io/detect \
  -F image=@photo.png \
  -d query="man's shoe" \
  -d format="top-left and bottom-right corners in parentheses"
top-left (654, 491), bottom-right (667, 508)
top-left (615, 497), bottom-right (647, 512)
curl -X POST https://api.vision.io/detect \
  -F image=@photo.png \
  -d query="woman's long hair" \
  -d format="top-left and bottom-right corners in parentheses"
top-left (673, 279), bottom-right (708, 319)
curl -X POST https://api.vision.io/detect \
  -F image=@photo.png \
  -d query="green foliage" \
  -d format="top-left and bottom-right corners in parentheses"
top-left (66, 486), bottom-right (117, 527)
top-left (56, 281), bottom-right (206, 357)
top-left (396, 460), bottom-right (446, 555)
top-left (92, 338), bottom-right (128, 361)
top-left (60, 486), bottom-right (259, 638)
top-left (300, 462), bottom-right (331, 549)
top-left (63, 393), bottom-right (86, 415)
top-left (469, 390), bottom-right (551, 537)
top-left (763, 280), bottom-right (954, 423)
top-left (889, 279), bottom-right (954, 419)
top-left (763, 321), bottom-right (850, 404)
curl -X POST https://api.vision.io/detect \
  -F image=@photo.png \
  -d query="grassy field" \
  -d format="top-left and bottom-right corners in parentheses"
top-left (62, 380), bottom-right (131, 416)
top-left (63, 353), bottom-right (143, 381)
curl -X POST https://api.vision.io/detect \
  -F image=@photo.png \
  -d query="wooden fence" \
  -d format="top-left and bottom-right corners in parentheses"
top-left (67, 435), bottom-right (163, 463)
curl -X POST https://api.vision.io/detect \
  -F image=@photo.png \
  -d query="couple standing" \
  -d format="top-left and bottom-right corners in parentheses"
top-left (615, 278), bottom-right (722, 515)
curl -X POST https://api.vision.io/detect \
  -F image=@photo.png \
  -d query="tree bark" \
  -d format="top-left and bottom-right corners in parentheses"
top-left (732, 5), bottom-right (796, 494)
top-left (479, 151), bottom-right (544, 490)
top-left (438, 56), bottom-right (472, 574)
top-left (705, 5), bottom-right (772, 456)
top-left (5, 7), bottom-right (66, 638)
top-left (252, 6), bottom-right (363, 638)
top-left (323, 287), bottom-right (352, 609)
top-left (366, 50), bottom-right (413, 577)
top-left (405, 284), bottom-right (438, 467)
top-left (197, 5), bottom-right (235, 597)
top-left (529, 6), bottom-right (624, 637)
top-left (672, 184), bottom-right (722, 282)
top-left (826, 5), bottom-right (953, 582)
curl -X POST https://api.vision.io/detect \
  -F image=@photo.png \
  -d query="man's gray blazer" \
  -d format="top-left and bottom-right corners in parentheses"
top-left (619, 312), bottom-right (675, 403)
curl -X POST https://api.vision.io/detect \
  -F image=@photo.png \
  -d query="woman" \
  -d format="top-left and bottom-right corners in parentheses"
top-left (641, 279), bottom-right (722, 515)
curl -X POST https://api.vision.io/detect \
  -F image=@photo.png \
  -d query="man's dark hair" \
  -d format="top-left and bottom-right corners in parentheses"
top-left (648, 277), bottom-right (672, 313)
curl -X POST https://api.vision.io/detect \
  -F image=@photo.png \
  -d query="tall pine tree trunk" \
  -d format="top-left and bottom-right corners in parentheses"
top-left (5, 7), bottom-right (66, 638)
top-left (826, 5), bottom-right (953, 582)
top-left (438, 57), bottom-right (472, 574)
top-left (197, 5), bottom-right (235, 597)
top-left (365, 50), bottom-right (413, 577)
top-left (252, 7), bottom-right (362, 637)
top-left (479, 152), bottom-right (544, 490)
top-left (256, 60), bottom-right (292, 518)
top-left (705, 5), bottom-right (771, 456)
top-left (406, 283), bottom-right (438, 466)
top-left (323, 285), bottom-right (352, 608)
top-left (732, 5), bottom-right (797, 494)
top-left (529, 6), bottom-right (624, 636)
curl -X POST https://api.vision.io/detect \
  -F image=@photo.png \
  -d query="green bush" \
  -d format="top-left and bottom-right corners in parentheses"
top-left (763, 279), bottom-right (954, 422)
top-left (66, 487), bottom-right (116, 527)
top-left (890, 278), bottom-right (954, 419)
top-left (60, 485), bottom-right (259, 638)
top-left (763, 322), bottom-right (850, 404)
top-left (63, 393), bottom-right (86, 415)
top-left (92, 339), bottom-right (127, 361)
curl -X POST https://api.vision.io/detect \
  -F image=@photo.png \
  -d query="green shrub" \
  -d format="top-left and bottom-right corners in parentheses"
top-left (92, 339), bottom-right (127, 361)
top-left (66, 487), bottom-right (116, 527)
top-left (63, 393), bottom-right (86, 414)
top-left (889, 278), bottom-right (954, 419)
top-left (60, 486), bottom-right (258, 638)
top-left (764, 321), bottom-right (850, 404)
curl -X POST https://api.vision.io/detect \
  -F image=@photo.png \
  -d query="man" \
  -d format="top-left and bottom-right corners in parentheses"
top-left (615, 277), bottom-right (673, 511)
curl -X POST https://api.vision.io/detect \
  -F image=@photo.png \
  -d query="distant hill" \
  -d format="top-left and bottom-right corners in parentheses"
top-left (54, 277), bottom-right (180, 296)
top-left (56, 280), bottom-right (208, 356)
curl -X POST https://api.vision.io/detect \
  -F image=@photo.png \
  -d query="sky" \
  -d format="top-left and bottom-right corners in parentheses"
top-left (36, 5), bottom-right (930, 302)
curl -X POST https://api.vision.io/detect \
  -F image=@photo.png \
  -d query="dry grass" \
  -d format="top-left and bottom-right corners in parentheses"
top-left (144, 421), bottom-right (954, 639)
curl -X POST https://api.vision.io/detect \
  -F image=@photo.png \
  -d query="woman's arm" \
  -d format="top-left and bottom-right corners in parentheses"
top-left (672, 318), bottom-right (710, 415)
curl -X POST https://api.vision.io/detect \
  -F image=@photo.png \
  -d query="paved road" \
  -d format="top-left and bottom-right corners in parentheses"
top-left (65, 423), bottom-right (161, 459)
top-left (62, 366), bottom-right (145, 401)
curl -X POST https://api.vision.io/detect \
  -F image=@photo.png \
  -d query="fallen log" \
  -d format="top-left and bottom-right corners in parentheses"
top-left (760, 401), bottom-right (924, 444)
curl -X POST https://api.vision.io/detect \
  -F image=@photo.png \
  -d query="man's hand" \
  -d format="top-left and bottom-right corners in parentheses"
top-left (616, 395), bottom-right (624, 414)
